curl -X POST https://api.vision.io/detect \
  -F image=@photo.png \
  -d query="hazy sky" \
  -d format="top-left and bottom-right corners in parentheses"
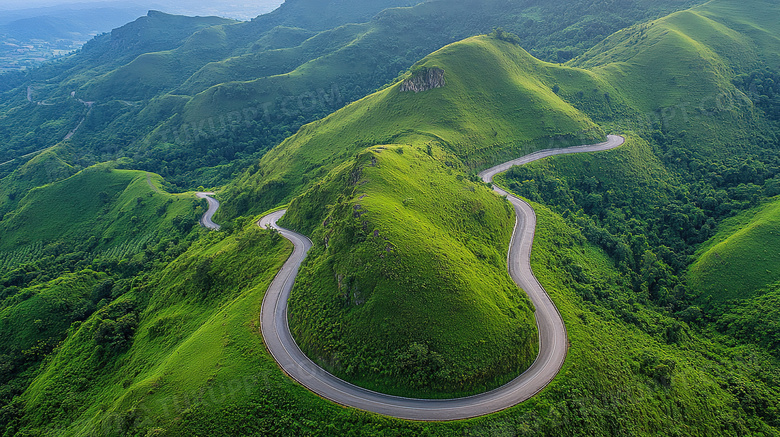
top-left (0, 0), bottom-right (286, 20)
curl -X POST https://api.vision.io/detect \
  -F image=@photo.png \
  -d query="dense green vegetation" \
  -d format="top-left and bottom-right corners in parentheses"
top-left (735, 68), bottom-right (780, 121)
top-left (685, 193), bottom-right (780, 363)
top-left (493, 0), bottom-right (780, 305)
top-left (0, 0), bottom-right (698, 189)
top-left (281, 146), bottom-right (536, 397)
top-left (8, 183), bottom-right (780, 435)
top-left (709, 284), bottom-right (780, 359)
top-left (1, 222), bottom-right (292, 436)
top-left (3, 0), bottom-right (780, 435)
top-left (0, 159), bottom-right (205, 425)
top-left (688, 197), bottom-right (780, 302)
top-left (249, 0), bottom-right (780, 427)
top-left (221, 34), bottom-right (607, 218)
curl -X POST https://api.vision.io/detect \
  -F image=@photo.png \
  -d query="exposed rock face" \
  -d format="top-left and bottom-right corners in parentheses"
top-left (400, 67), bottom-right (445, 93)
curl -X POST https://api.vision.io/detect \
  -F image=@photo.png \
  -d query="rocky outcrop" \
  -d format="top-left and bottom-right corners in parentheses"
top-left (400, 67), bottom-right (445, 93)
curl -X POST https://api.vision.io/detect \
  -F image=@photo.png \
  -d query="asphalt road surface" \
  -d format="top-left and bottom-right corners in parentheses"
top-left (196, 192), bottom-right (221, 231)
top-left (257, 135), bottom-right (625, 420)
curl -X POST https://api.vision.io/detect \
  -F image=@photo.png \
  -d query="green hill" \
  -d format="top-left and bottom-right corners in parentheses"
top-left (492, 0), bottom-right (780, 276)
top-left (223, 34), bottom-right (607, 217)
top-left (0, 163), bottom-right (197, 253)
top-left (0, 160), bottom-right (203, 311)
top-left (10, 174), bottom-right (780, 435)
top-left (11, 222), bottom-right (292, 436)
top-left (688, 196), bottom-right (780, 302)
top-left (685, 196), bottom-right (780, 360)
top-left (0, 0), bottom-right (698, 188)
top-left (224, 0), bottom-right (780, 218)
top-left (4, 0), bottom-right (780, 434)
top-left (0, 162), bottom-right (207, 433)
top-left (0, 270), bottom-right (110, 409)
top-left (216, 0), bottom-right (780, 400)
top-left (76, 11), bottom-right (236, 71)
top-left (281, 146), bottom-right (537, 397)
top-left (0, 149), bottom-right (76, 218)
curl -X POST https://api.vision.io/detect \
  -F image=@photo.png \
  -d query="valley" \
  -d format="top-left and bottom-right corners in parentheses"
top-left (1, 0), bottom-right (780, 435)
top-left (255, 136), bottom-right (619, 419)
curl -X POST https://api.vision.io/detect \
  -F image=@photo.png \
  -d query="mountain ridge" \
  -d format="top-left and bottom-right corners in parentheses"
top-left (3, 0), bottom-right (780, 435)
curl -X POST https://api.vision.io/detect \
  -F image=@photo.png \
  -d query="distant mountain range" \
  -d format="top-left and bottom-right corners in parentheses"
top-left (0, 6), bottom-right (148, 40)
top-left (0, 0), bottom-right (285, 22)
top-left (0, 1), bottom-right (285, 72)
top-left (3, 0), bottom-right (780, 435)
top-left (0, 4), bottom-right (148, 72)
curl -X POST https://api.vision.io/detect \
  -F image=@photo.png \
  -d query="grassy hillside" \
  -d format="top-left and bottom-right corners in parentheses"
top-left (508, 200), bottom-right (779, 435)
top-left (7, 186), bottom-right (779, 435)
top-left (175, 23), bottom-right (368, 95)
top-left (0, 270), bottom-right (108, 355)
top-left (0, 11), bottom-right (235, 177)
top-left (0, 149), bottom-right (76, 218)
top-left (0, 162), bottom-right (203, 334)
top-left (222, 34), bottom-right (607, 217)
top-left (281, 146), bottom-right (537, 397)
top-left (165, 200), bottom-right (780, 435)
top-left (82, 25), bottom-right (236, 101)
top-left (6, 223), bottom-right (292, 435)
top-left (224, 0), bottom-right (780, 218)
top-left (145, 198), bottom-right (780, 435)
top-left (215, 0), bottom-right (780, 400)
top-left (0, 163), bottom-right (197, 253)
top-left (0, 270), bottom-right (109, 416)
top-left (0, 0), bottom-right (698, 188)
top-left (0, 163), bottom-right (210, 434)
top-left (75, 11), bottom-right (236, 72)
top-left (552, 0), bottom-right (780, 345)
top-left (4, 0), bottom-right (780, 434)
top-left (573, 9), bottom-right (746, 112)
top-left (492, 0), bottom-right (780, 280)
top-left (0, 96), bottom-right (84, 167)
top-left (688, 197), bottom-right (780, 302)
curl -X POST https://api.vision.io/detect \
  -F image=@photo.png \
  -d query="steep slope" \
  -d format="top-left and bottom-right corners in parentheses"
top-left (224, 0), bottom-right (780, 218)
top-left (222, 0), bottom-right (780, 408)
top-left (570, 0), bottom-right (780, 155)
top-left (223, 35), bottom-right (607, 216)
top-left (0, 164), bottom-right (206, 433)
top-left (479, 0), bottom-right (780, 308)
top-left (0, 0), bottom-right (699, 188)
top-left (491, 0), bottom-right (780, 295)
top-left (281, 147), bottom-right (537, 397)
top-left (82, 24), bottom-right (237, 101)
top-left (4, 0), bottom-right (780, 434)
top-left (9, 224), bottom-right (292, 436)
top-left (573, 9), bottom-right (750, 112)
top-left (0, 11), bottom-right (236, 177)
top-left (688, 197), bottom-right (780, 302)
top-left (211, 5), bottom-right (780, 395)
top-left (0, 149), bottom-right (76, 218)
top-left (0, 163), bottom-right (203, 312)
top-left (0, 164), bottom-right (197, 253)
top-left (73, 11), bottom-right (236, 72)
top-left (557, 0), bottom-right (780, 302)
top-left (157, 200), bottom-right (780, 435)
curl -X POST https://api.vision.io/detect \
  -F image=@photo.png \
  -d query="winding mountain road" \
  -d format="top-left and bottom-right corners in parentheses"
top-left (253, 135), bottom-right (625, 420)
top-left (196, 192), bottom-right (221, 231)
